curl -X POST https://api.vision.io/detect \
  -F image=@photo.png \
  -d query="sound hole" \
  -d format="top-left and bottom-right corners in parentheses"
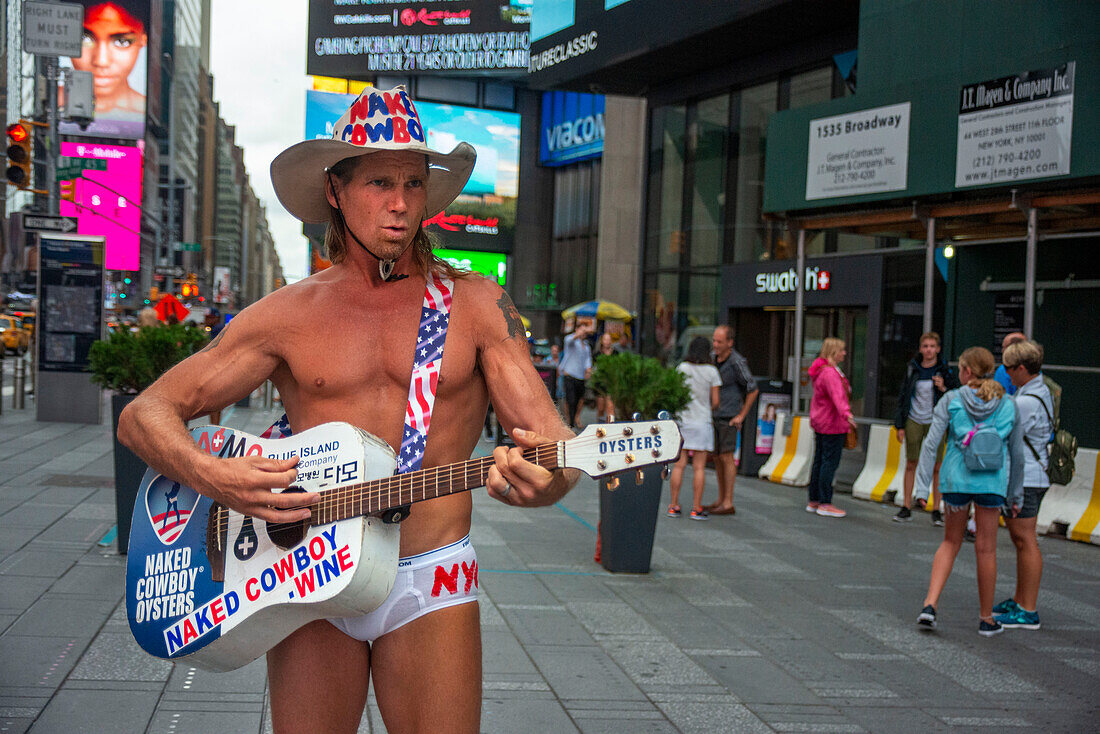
top-left (266, 486), bottom-right (308, 550)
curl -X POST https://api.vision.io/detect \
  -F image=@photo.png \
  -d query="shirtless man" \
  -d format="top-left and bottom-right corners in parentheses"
top-left (118, 86), bottom-right (578, 733)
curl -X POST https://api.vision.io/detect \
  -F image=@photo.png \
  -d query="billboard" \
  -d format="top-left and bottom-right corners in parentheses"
top-left (59, 0), bottom-right (150, 139)
top-left (436, 247), bottom-right (507, 284)
top-left (306, 1), bottom-right (531, 77)
top-left (304, 89), bottom-right (519, 250)
top-left (59, 141), bottom-right (144, 271)
top-left (540, 91), bottom-right (604, 166)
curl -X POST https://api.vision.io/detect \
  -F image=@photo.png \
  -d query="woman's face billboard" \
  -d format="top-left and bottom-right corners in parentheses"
top-left (61, 1), bottom-right (149, 139)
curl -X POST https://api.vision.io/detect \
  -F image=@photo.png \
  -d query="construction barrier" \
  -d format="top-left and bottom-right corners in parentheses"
top-left (758, 413), bottom-right (814, 487)
top-left (852, 424), bottom-right (902, 503)
top-left (1037, 449), bottom-right (1100, 545)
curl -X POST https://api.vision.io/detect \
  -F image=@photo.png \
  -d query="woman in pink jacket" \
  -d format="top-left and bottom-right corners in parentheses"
top-left (807, 338), bottom-right (856, 518)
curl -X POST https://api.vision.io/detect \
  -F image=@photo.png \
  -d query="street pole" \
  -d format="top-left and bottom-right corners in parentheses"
top-left (1024, 207), bottom-right (1037, 337)
top-left (923, 217), bottom-right (935, 334)
top-left (792, 228), bottom-right (805, 412)
top-left (46, 57), bottom-right (59, 214)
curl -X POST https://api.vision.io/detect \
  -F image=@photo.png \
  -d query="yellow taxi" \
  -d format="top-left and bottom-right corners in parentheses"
top-left (0, 315), bottom-right (31, 354)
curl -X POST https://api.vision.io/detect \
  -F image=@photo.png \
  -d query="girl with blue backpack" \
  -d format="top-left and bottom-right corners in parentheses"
top-left (913, 346), bottom-right (1025, 636)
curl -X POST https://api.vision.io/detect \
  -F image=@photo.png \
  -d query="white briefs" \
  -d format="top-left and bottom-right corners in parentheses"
top-left (327, 535), bottom-right (479, 643)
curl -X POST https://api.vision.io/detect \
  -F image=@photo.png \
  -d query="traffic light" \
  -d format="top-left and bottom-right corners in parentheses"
top-left (60, 179), bottom-right (76, 202)
top-left (181, 273), bottom-right (198, 299)
top-left (149, 286), bottom-right (159, 302)
top-left (5, 122), bottom-right (32, 189)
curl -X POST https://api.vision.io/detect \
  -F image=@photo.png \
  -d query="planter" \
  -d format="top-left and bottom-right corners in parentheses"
top-left (598, 465), bottom-right (664, 573)
top-left (112, 393), bottom-right (148, 555)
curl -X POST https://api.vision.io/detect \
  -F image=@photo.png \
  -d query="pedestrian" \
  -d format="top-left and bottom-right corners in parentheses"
top-left (893, 331), bottom-right (957, 525)
top-left (118, 85), bottom-right (580, 732)
top-left (594, 332), bottom-right (618, 422)
top-left (992, 331), bottom-right (1027, 395)
top-left (914, 346), bottom-right (1024, 637)
top-left (706, 325), bottom-right (758, 515)
top-left (667, 336), bottom-right (721, 520)
top-left (807, 337), bottom-right (856, 518)
top-left (137, 306), bottom-right (159, 328)
top-left (548, 343), bottom-right (563, 402)
top-left (559, 320), bottom-right (593, 429)
top-left (993, 339), bottom-right (1053, 630)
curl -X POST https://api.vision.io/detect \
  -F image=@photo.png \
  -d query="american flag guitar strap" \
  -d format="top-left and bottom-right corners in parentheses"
top-left (260, 275), bottom-right (454, 478)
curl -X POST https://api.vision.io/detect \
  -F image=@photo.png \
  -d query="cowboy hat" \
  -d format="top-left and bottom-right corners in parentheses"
top-left (270, 85), bottom-right (476, 224)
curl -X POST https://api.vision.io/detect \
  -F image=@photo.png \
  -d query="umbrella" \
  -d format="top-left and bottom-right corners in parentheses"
top-left (561, 299), bottom-right (633, 322)
top-left (154, 293), bottom-right (190, 323)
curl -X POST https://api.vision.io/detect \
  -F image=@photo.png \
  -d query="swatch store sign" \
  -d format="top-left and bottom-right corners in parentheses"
top-left (724, 257), bottom-right (881, 309)
top-left (540, 91), bottom-right (605, 166)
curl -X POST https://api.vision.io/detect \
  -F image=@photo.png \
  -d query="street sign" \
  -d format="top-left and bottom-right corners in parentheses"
top-left (22, 1), bottom-right (84, 57)
top-left (59, 157), bottom-right (107, 171)
top-left (176, 242), bottom-right (202, 252)
top-left (23, 214), bottom-right (77, 233)
top-left (56, 166), bottom-right (82, 181)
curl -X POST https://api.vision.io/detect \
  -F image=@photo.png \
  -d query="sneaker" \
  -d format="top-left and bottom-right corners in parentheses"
top-left (994, 608), bottom-right (1041, 630)
top-left (806, 501), bottom-right (820, 513)
top-left (689, 509), bottom-right (709, 521)
top-left (964, 529), bottom-right (976, 542)
top-left (917, 605), bottom-right (937, 629)
top-left (992, 597), bottom-right (1021, 615)
top-left (816, 504), bottom-right (847, 518)
top-left (666, 505), bottom-right (682, 518)
top-left (978, 619), bottom-right (1004, 637)
top-left (931, 510), bottom-right (944, 527)
top-left (893, 506), bottom-right (913, 522)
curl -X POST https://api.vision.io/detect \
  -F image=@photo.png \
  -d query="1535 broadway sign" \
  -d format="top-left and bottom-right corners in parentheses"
top-left (805, 102), bottom-right (911, 200)
top-left (955, 62), bottom-right (1074, 188)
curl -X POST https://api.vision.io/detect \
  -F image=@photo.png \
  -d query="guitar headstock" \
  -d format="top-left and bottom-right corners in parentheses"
top-left (563, 420), bottom-right (682, 478)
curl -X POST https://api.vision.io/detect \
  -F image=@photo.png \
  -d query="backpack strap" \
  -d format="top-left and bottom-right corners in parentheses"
top-left (1023, 393), bottom-right (1055, 437)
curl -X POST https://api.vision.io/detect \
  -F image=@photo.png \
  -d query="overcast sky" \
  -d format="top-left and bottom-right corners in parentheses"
top-left (210, 2), bottom-right (311, 282)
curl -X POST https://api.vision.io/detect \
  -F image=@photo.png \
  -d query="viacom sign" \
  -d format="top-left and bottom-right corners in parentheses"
top-left (756, 266), bottom-right (832, 293)
top-left (540, 91), bottom-right (605, 167)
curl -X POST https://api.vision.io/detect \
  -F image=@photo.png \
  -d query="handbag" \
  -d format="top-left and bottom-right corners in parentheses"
top-left (845, 426), bottom-right (859, 450)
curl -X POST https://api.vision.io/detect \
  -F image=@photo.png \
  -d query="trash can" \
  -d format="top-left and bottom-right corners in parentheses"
top-left (112, 393), bottom-right (148, 554)
top-left (598, 465), bottom-right (664, 573)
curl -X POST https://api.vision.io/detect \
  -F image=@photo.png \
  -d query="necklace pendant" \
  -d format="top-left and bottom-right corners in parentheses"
top-left (379, 260), bottom-right (396, 280)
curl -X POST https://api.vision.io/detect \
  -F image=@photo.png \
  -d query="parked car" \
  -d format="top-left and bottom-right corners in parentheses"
top-left (0, 315), bottom-right (31, 354)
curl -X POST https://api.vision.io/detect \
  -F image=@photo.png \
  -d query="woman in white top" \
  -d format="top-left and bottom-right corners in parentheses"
top-left (668, 337), bottom-right (722, 520)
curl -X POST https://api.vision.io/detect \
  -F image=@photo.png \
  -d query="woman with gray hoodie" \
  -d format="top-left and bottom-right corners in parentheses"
top-left (914, 346), bottom-right (1025, 637)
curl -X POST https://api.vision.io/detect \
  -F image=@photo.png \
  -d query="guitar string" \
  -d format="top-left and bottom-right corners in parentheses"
top-left (210, 431), bottom-right (675, 535)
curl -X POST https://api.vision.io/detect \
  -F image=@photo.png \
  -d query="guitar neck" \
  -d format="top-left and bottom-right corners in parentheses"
top-left (308, 442), bottom-right (562, 525)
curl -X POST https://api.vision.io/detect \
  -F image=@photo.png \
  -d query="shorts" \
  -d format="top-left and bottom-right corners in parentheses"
top-left (942, 492), bottom-right (1004, 509)
top-left (679, 420), bottom-right (714, 452)
top-left (1016, 485), bottom-right (1048, 519)
top-left (904, 418), bottom-right (945, 463)
top-left (713, 417), bottom-right (739, 454)
top-left (328, 535), bottom-right (478, 643)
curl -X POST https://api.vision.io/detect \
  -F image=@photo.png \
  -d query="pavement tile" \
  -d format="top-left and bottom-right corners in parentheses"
top-left (655, 700), bottom-right (772, 733)
top-left (0, 577), bottom-right (52, 614)
top-left (482, 696), bottom-right (577, 733)
top-left (0, 550), bottom-right (80, 579)
top-left (28, 688), bottom-right (156, 733)
top-left (48, 562), bottom-right (126, 599)
top-left (695, 654), bottom-right (822, 704)
top-left (525, 645), bottom-right (647, 701)
top-left (147, 709), bottom-right (265, 732)
top-left (68, 632), bottom-right (172, 682)
top-left (0, 636), bottom-right (83, 690)
top-left (5, 595), bottom-right (114, 639)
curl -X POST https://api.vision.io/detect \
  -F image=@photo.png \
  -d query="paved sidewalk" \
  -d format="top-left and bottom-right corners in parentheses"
top-left (1, 402), bottom-right (1098, 733)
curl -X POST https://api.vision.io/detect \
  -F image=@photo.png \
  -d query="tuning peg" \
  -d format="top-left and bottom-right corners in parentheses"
top-left (635, 469), bottom-right (645, 485)
top-left (606, 475), bottom-right (620, 491)
top-left (661, 464), bottom-right (671, 480)
top-left (631, 412), bottom-right (642, 421)
top-left (657, 410), bottom-right (671, 420)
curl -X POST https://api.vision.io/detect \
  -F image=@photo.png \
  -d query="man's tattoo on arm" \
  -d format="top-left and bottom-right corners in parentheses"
top-left (200, 326), bottom-right (228, 353)
top-left (496, 292), bottom-right (525, 340)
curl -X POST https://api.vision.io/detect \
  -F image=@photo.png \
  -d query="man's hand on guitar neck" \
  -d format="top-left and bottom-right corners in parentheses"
top-left (487, 427), bottom-right (580, 507)
top-left (196, 453), bottom-right (318, 524)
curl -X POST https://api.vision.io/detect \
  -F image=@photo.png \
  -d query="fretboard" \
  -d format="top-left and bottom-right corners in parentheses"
top-left (308, 443), bottom-right (562, 525)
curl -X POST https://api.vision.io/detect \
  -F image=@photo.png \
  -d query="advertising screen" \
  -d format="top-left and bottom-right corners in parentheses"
top-left (304, 89), bottom-right (519, 251)
top-left (59, 141), bottom-right (144, 271)
top-left (59, 0), bottom-right (150, 140)
top-left (436, 248), bottom-right (507, 284)
top-left (540, 91), bottom-right (604, 166)
top-left (307, 1), bottom-right (531, 77)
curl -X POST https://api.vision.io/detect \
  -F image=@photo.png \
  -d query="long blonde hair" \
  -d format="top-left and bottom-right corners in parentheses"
top-left (958, 346), bottom-right (1004, 402)
top-left (819, 337), bottom-right (845, 363)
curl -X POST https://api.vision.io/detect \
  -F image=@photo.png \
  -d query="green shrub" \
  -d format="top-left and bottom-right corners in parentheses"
top-left (89, 324), bottom-right (209, 394)
top-left (590, 351), bottom-right (691, 421)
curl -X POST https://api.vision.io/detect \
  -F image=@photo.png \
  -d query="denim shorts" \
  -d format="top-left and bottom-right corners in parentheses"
top-left (942, 492), bottom-right (1004, 509)
top-left (1015, 486), bottom-right (1048, 519)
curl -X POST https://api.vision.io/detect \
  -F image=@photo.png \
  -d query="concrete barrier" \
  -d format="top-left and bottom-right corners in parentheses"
top-left (852, 424), bottom-right (902, 503)
top-left (758, 413), bottom-right (814, 487)
top-left (1037, 448), bottom-right (1100, 545)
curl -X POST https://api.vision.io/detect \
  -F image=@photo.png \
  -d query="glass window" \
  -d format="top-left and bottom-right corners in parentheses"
top-left (642, 272), bottom-right (681, 362)
top-left (689, 94), bottom-right (729, 268)
top-left (732, 82), bottom-right (777, 263)
top-left (788, 67), bottom-right (833, 110)
top-left (645, 105), bottom-right (687, 270)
